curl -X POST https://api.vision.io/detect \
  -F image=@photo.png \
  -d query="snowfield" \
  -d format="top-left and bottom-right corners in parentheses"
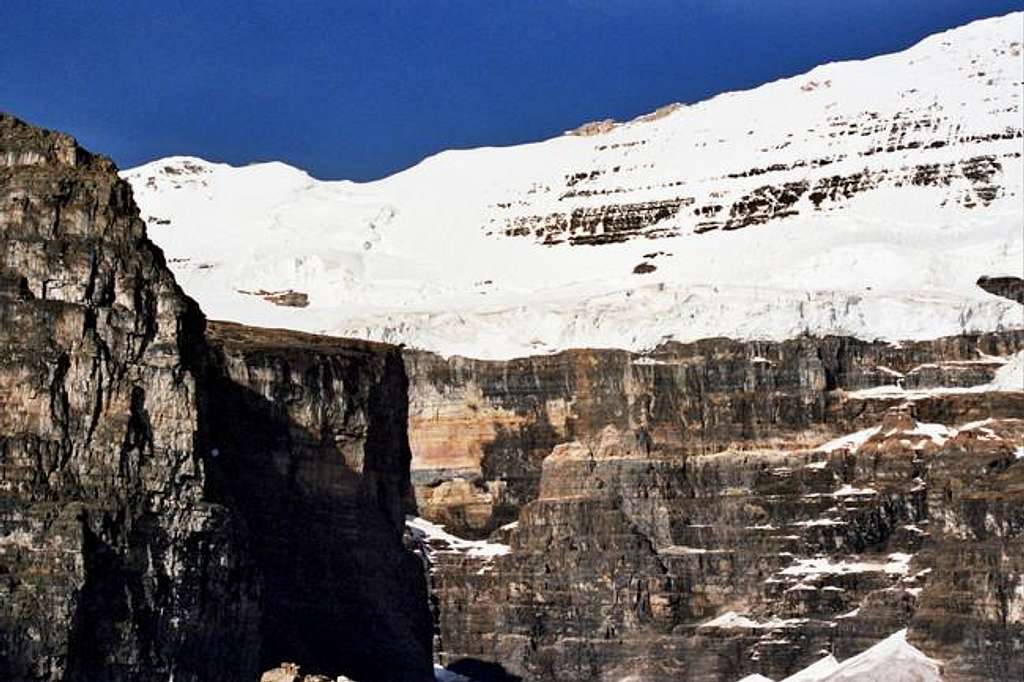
top-left (125, 13), bottom-right (1023, 359)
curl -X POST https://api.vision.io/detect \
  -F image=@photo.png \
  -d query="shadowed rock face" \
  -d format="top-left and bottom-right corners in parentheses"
top-left (205, 321), bottom-right (433, 681)
top-left (0, 114), bottom-right (433, 682)
top-left (407, 333), bottom-right (1024, 681)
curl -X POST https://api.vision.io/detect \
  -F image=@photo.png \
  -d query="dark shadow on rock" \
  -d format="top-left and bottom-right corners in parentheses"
top-left (447, 657), bottom-right (523, 682)
top-left (200, 323), bottom-right (433, 681)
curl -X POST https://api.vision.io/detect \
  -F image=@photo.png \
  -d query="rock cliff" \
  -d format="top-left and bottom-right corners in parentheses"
top-left (0, 114), bottom-right (432, 682)
top-left (407, 333), bottom-right (1024, 681)
top-left (205, 321), bottom-right (433, 680)
top-left (0, 113), bottom-right (259, 681)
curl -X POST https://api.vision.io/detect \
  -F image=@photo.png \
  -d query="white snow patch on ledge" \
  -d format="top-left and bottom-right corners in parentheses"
top-left (700, 611), bottom-right (807, 630)
top-left (805, 484), bottom-right (877, 499)
top-left (792, 518), bottom-right (845, 528)
top-left (659, 545), bottom-right (730, 556)
top-left (817, 415), bottom-right (1003, 456)
top-left (407, 516), bottom-right (511, 559)
top-left (900, 422), bottom-right (955, 445)
top-left (819, 427), bottom-right (879, 453)
top-left (779, 653), bottom-right (840, 682)
top-left (846, 356), bottom-right (1024, 400)
top-left (832, 484), bottom-right (877, 497)
top-left (780, 553), bottom-right (912, 577)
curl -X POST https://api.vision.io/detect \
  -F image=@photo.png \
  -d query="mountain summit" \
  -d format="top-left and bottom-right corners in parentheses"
top-left (125, 12), bottom-right (1023, 359)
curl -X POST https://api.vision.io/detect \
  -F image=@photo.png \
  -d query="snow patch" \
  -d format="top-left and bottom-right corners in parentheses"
top-left (818, 427), bottom-right (879, 453)
top-left (779, 654), bottom-right (840, 682)
top-left (407, 516), bottom-right (511, 560)
top-left (701, 611), bottom-right (807, 630)
top-left (815, 629), bottom-right (940, 681)
top-left (434, 664), bottom-right (472, 682)
top-left (744, 629), bottom-right (942, 682)
top-left (991, 350), bottom-right (1024, 390)
top-left (779, 553), bottom-right (912, 577)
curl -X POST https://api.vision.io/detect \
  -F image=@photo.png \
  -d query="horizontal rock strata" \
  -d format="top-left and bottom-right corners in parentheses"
top-left (407, 332), bottom-right (1024, 681)
top-left (0, 114), bottom-right (433, 682)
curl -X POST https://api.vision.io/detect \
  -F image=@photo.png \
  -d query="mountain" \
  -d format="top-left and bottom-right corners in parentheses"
top-left (124, 12), bottom-right (1022, 360)
top-left (3, 10), bottom-right (1023, 682)
top-left (0, 113), bottom-right (433, 681)
top-left (408, 332), bottom-right (1023, 681)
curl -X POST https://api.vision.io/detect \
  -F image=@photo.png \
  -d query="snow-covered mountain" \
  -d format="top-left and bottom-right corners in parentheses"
top-left (125, 12), bottom-right (1023, 359)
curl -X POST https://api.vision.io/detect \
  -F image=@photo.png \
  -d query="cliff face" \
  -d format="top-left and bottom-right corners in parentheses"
top-left (204, 321), bottom-right (433, 680)
top-left (406, 333), bottom-right (1023, 538)
top-left (0, 113), bottom-right (260, 680)
top-left (0, 114), bottom-right (432, 682)
top-left (407, 333), bottom-right (1024, 681)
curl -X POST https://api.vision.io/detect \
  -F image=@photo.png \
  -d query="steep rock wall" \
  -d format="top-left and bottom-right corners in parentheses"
top-left (0, 114), bottom-right (433, 682)
top-left (205, 321), bottom-right (433, 681)
top-left (0, 113), bottom-right (260, 681)
top-left (408, 332), bottom-right (1024, 681)
top-left (406, 332), bottom-right (1023, 537)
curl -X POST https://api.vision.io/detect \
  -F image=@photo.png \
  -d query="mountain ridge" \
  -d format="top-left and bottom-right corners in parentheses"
top-left (125, 11), bottom-right (1023, 359)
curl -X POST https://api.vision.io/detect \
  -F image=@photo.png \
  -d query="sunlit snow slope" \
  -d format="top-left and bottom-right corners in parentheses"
top-left (126, 13), bottom-right (1024, 359)
top-left (732, 629), bottom-right (942, 682)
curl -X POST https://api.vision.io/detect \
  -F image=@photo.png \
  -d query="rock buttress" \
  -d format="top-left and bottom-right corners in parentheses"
top-left (205, 321), bottom-right (433, 681)
top-left (0, 113), bottom-right (261, 680)
top-left (0, 114), bottom-right (434, 682)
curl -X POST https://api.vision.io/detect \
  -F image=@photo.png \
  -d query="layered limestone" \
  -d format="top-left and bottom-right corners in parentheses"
top-left (0, 113), bottom-right (259, 681)
top-left (206, 321), bottom-right (433, 681)
top-left (410, 333), bottom-right (1024, 681)
top-left (0, 114), bottom-right (433, 682)
top-left (406, 333), bottom-right (1023, 537)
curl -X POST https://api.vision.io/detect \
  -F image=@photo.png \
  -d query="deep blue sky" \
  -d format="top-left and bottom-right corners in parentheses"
top-left (2, 1), bottom-right (1022, 180)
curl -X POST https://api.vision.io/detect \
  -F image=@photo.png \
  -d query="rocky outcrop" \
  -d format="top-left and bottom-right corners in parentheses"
top-left (0, 113), bottom-right (260, 681)
top-left (0, 114), bottom-right (432, 682)
top-left (407, 333), bottom-right (1024, 680)
top-left (909, 417), bottom-right (1024, 682)
top-left (977, 275), bottom-right (1024, 303)
top-left (205, 321), bottom-right (433, 681)
top-left (260, 662), bottom-right (357, 682)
